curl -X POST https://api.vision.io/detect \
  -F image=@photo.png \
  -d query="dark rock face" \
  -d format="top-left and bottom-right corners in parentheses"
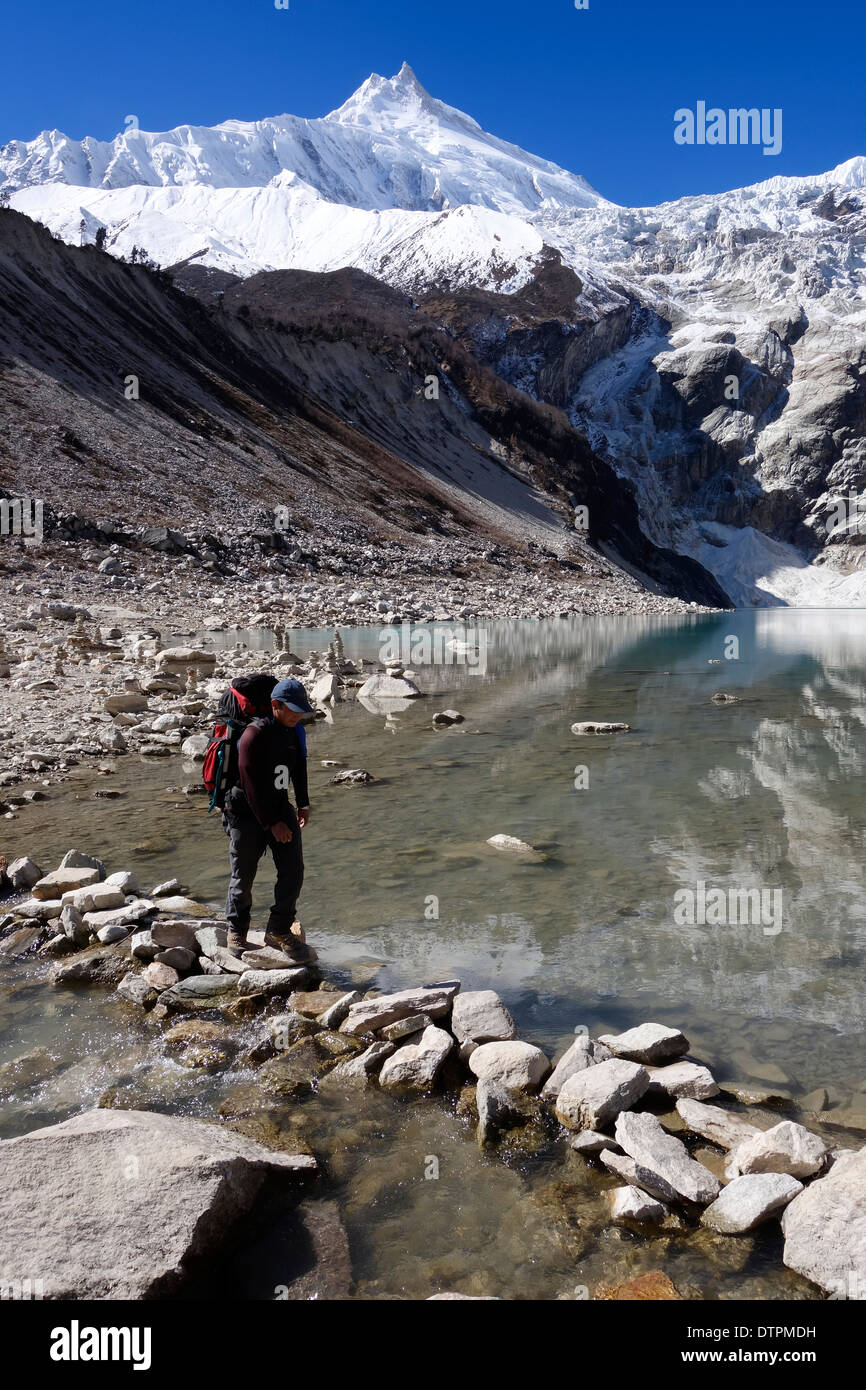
top-left (0, 210), bottom-right (728, 606)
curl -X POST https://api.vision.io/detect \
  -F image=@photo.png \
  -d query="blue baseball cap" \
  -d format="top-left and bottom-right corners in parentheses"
top-left (271, 678), bottom-right (313, 714)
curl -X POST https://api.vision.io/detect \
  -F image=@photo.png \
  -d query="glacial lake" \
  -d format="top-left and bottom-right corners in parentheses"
top-left (2, 609), bottom-right (865, 1299)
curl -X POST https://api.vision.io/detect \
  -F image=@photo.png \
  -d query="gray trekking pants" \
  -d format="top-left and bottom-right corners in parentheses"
top-left (223, 806), bottom-right (303, 937)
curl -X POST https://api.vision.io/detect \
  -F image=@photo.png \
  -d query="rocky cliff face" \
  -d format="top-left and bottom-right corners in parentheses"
top-left (0, 210), bottom-right (727, 608)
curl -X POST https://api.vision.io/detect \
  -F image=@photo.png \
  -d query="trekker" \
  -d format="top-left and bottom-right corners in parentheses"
top-left (222, 677), bottom-right (315, 961)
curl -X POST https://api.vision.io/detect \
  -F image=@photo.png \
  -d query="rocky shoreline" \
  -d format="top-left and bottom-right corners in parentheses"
top-left (0, 524), bottom-right (719, 795)
top-left (1, 844), bottom-right (863, 1301)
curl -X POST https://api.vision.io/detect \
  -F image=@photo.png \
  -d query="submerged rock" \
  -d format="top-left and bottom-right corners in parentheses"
top-left (258, 1033), bottom-right (358, 1096)
top-left (595, 1271), bottom-right (681, 1300)
top-left (476, 1078), bottom-right (538, 1146)
top-left (0, 1047), bottom-right (63, 1092)
top-left (269, 1012), bottom-right (324, 1050)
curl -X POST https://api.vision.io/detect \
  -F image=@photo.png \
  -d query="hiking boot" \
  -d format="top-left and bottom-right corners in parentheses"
top-left (263, 929), bottom-right (317, 963)
top-left (226, 927), bottom-right (248, 958)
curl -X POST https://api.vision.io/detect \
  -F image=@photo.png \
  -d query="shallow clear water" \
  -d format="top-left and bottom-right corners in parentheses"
top-left (2, 609), bottom-right (865, 1298)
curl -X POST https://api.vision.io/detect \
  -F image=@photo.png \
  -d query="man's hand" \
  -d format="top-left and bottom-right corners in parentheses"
top-left (298, 807), bottom-right (311, 829)
top-left (271, 821), bottom-right (293, 844)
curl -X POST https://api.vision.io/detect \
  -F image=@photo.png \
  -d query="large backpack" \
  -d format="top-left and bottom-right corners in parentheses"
top-left (203, 673), bottom-right (276, 814)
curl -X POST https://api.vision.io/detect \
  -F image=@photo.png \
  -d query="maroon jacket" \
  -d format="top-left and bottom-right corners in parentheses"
top-left (232, 718), bottom-right (309, 829)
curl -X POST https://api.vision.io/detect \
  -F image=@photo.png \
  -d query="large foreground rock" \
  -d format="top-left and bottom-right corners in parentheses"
top-left (0, 1109), bottom-right (315, 1299)
top-left (554, 1058), bottom-right (648, 1130)
top-left (701, 1173), bottom-right (802, 1234)
top-left (781, 1147), bottom-right (866, 1298)
top-left (615, 1111), bottom-right (722, 1205)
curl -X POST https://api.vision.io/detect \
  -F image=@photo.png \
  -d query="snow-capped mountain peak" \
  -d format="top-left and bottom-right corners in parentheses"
top-left (325, 61), bottom-right (460, 128)
top-left (0, 65), bottom-right (605, 217)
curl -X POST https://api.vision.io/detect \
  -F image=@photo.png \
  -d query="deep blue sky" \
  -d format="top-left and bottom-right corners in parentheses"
top-left (1, 0), bottom-right (863, 205)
